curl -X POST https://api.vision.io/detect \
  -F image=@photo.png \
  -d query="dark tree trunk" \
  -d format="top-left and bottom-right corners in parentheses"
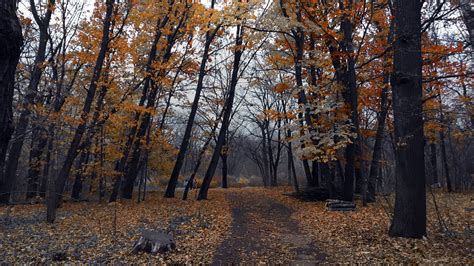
top-left (165, 0), bottom-right (219, 198)
top-left (121, 10), bottom-right (185, 199)
top-left (108, 11), bottom-right (173, 202)
top-left (39, 135), bottom-right (52, 198)
top-left (281, 2), bottom-right (318, 186)
top-left (289, 146), bottom-right (300, 193)
top-left (71, 149), bottom-right (90, 201)
top-left (46, 0), bottom-right (114, 223)
top-left (183, 106), bottom-right (224, 200)
top-left (197, 25), bottom-right (243, 200)
top-left (429, 143), bottom-right (439, 185)
top-left (1, 1), bottom-right (52, 203)
top-left (310, 161), bottom-right (319, 187)
top-left (221, 139), bottom-right (228, 189)
top-left (302, 161), bottom-right (312, 185)
top-left (340, 2), bottom-right (359, 202)
top-left (388, 0), bottom-right (426, 238)
top-left (440, 131), bottom-right (452, 192)
top-left (282, 99), bottom-right (299, 192)
top-left (460, 0), bottom-right (474, 49)
top-left (26, 128), bottom-right (48, 198)
top-left (367, 75), bottom-right (390, 202)
top-left (367, 18), bottom-right (394, 203)
top-left (0, 0), bottom-right (23, 204)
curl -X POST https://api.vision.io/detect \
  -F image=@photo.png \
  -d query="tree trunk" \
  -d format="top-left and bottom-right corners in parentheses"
top-left (0, 0), bottom-right (23, 204)
top-left (26, 126), bottom-right (48, 199)
top-left (46, 0), bottom-right (114, 223)
top-left (121, 11), bottom-right (185, 199)
top-left (165, 0), bottom-right (219, 198)
top-left (460, 0), bottom-right (474, 50)
top-left (1, 1), bottom-right (52, 203)
top-left (221, 138), bottom-right (228, 189)
top-left (71, 149), bottom-right (90, 201)
top-left (388, 0), bottom-right (426, 238)
top-left (289, 146), bottom-right (300, 193)
top-left (340, 2), bottom-right (359, 202)
top-left (310, 161), bottom-right (319, 187)
top-left (108, 11), bottom-right (173, 202)
top-left (440, 131), bottom-right (452, 192)
top-left (429, 142), bottom-right (439, 185)
top-left (197, 25), bottom-right (243, 200)
top-left (367, 77), bottom-right (390, 202)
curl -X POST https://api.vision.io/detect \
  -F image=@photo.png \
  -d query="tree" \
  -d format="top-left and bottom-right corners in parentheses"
top-left (1, 0), bottom-right (54, 203)
top-left (197, 24), bottom-right (245, 200)
top-left (46, 0), bottom-right (115, 223)
top-left (0, 0), bottom-right (23, 203)
top-left (165, 0), bottom-right (221, 198)
top-left (388, 0), bottom-right (426, 238)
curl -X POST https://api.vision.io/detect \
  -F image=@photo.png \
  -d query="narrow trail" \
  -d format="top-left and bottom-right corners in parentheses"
top-left (212, 190), bottom-right (326, 264)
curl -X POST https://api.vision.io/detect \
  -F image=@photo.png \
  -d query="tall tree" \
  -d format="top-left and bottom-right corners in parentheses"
top-left (121, 3), bottom-right (188, 199)
top-left (2, 0), bottom-right (55, 203)
top-left (388, 0), bottom-right (426, 238)
top-left (46, 0), bottom-right (115, 223)
top-left (198, 24), bottom-right (245, 200)
top-left (165, 0), bottom-right (220, 198)
top-left (367, 12), bottom-right (394, 203)
top-left (0, 0), bottom-right (23, 203)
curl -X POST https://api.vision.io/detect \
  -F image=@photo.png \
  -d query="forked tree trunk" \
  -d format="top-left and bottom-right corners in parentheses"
top-left (388, 0), bottom-right (426, 238)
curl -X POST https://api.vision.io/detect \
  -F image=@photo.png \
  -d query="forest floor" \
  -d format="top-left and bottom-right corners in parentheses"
top-left (212, 190), bottom-right (326, 264)
top-left (0, 186), bottom-right (472, 263)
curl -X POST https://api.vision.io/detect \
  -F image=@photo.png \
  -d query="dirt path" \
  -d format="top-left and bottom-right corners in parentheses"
top-left (212, 190), bottom-right (326, 264)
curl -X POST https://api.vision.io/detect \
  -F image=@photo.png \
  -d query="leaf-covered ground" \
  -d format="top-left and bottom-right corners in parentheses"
top-left (0, 187), bottom-right (473, 264)
top-left (270, 187), bottom-right (474, 264)
top-left (0, 190), bottom-right (231, 264)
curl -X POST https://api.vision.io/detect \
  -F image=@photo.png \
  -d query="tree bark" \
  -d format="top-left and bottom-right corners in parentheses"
top-left (221, 138), bottom-right (228, 189)
top-left (429, 142), bottom-right (439, 185)
top-left (340, 0), bottom-right (359, 202)
top-left (440, 131), bottom-right (452, 192)
top-left (26, 128), bottom-right (48, 198)
top-left (388, 0), bottom-right (426, 238)
top-left (367, 81), bottom-right (388, 202)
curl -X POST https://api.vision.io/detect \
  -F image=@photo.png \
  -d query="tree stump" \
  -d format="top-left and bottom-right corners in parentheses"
top-left (326, 199), bottom-right (356, 211)
top-left (130, 230), bottom-right (176, 255)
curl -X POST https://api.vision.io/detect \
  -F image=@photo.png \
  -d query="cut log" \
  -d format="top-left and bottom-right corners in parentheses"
top-left (130, 230), bottom-right (176, 255)
top-left (326, 199), bottom-right (356, 211)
